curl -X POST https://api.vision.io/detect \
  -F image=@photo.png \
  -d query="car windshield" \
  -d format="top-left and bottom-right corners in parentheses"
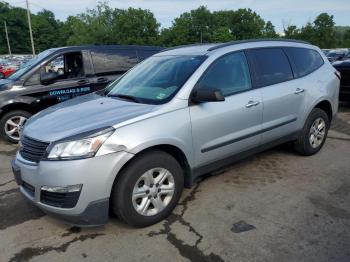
top-left (7, 49), bottom-right (56, 80)
top-left (107, 55), bottom-right (206, 104)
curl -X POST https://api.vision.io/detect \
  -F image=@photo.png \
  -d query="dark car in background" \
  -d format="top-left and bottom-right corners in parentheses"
top-left (0, 45), bottom-right (164, 143)
top-left (333, 52), bottom-right (350, 101)
top-left (327, 50), bottom-right (347, 63)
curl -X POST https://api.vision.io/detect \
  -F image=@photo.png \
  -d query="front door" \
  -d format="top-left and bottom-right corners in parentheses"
top-left (190, 51), bottom-right (263, 167)
top-left (22, 52), bottom-right (94, 111)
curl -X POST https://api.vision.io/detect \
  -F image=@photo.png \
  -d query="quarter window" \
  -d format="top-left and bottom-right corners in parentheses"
top-left (248, 48), bottom-right (293, 87)
top-left (197, 52), bottom-right (252, 96)
top-left (284, 47), bottom-right (324, 78)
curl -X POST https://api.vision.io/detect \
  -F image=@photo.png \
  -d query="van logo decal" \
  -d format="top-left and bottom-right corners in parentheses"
top-left (49, 87), bottom-right (91, 96)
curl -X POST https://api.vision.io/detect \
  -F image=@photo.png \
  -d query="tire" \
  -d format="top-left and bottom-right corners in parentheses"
top-left (0, 110), bottom-right (32, 143)
top-left (294, 108), bottom-right (329, 156)
top-left (111, 150), bottom-right (184, 227)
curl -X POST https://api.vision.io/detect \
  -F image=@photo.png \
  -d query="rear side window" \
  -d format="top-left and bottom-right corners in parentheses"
top-left (284, 47), bottom-right (324, 78)
top-left (91, 49), bottom-right (138, 76)
top-left (248, 48), bottom-right (293, 87)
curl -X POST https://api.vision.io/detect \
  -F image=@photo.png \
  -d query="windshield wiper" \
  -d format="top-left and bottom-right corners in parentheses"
top-left (108, 94), bottom-right (141, 103)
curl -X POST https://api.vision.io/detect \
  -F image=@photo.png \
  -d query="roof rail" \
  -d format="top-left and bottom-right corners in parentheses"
top-left (159, 43), bottom-right (213, 53)
top-left (207, 38), bottom-right (311, 51)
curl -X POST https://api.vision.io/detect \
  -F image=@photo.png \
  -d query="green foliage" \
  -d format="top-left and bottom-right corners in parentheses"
top-left (64, 3), bottom-right (160, 46)
top-left (0, 1), bottom-right (349, 55)
top-left (283, 13), bottom-right (342, 48)
top-left (0, 2), bottom-right (31, 54)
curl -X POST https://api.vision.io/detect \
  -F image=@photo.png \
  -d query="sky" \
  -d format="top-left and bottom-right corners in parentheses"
top-left (6, 0), bottom-right (350, 33)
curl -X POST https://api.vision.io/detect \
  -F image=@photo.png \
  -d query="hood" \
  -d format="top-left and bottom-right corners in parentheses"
top-left (24, 93), bottom-right (159, 142)
top-left (0, 78), bottom-right (14, 92)
top-left (333, 59), bottom-right (350, 68)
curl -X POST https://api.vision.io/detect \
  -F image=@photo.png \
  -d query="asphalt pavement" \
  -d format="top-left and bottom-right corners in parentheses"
top-left (0, 104), bottom-right (349, 262)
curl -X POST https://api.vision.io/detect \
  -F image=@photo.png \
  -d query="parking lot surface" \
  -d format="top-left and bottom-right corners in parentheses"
top-left (0, 105), bottom-right (350, 262)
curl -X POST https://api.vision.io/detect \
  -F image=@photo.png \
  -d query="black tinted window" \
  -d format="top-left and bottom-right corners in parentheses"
top-left (285, 47), bottom-right (324, 77)
top-left (91, 49), bottom-right (138, 76)
top-left (249, 48), bottom-right (293, 87)
top-left (137, 49), bottom-right (160, 61)
top-left (197, 52), bottom-right (251, 96)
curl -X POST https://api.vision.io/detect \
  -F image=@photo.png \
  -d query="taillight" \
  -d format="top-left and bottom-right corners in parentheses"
top-left (335, 71), bottom-right (341, 80)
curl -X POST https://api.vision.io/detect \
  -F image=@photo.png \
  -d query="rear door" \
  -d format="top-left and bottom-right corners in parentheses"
top-left (247, 47), bottom-right (304, 143)
top-left (190, 51), bottom-right (263, 167)
top-left (89, 48), bottom-right (138, 92)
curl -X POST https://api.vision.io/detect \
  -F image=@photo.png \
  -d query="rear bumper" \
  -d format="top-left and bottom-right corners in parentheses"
top-left (11, 150), bottom-right (134, 226)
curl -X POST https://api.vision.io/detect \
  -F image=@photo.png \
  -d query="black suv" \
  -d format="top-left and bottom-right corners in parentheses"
top-left (333, 52), bottom-right (350, 101)
top-left (0, 45), bottom-right (163, 143)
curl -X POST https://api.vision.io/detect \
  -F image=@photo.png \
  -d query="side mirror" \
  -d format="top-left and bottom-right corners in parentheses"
top-left (41, 71), bottom-right (58, 85)
top-left (0, 72), bottom-right (4, 79)
top-left (191, 89), bottom-right (225, 103)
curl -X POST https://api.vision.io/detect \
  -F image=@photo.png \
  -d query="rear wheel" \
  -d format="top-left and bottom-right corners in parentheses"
top-left (294, 108), bottom-right (329, 156)
top-left (111, 150), bottom-right (184, 227)
top-left (0, 110), bottom-right (31, 143)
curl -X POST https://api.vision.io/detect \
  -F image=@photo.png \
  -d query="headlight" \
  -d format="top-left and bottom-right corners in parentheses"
top-left (47, 128), bottom-right (114, 160)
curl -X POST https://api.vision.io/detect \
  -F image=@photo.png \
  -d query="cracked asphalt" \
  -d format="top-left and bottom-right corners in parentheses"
top-left (1, 104), bottom-right (350, 262)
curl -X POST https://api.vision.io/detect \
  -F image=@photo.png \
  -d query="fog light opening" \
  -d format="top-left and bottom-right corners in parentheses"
top-left (41, 184), bottom-right (82, 193)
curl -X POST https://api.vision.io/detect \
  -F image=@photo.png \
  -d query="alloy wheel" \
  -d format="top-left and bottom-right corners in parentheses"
top-left (4, 116), bottom-right (27, 141)
top-left (132, 168), bottom-right (175, 216)
top-left (309, 117), bottom-right (326, 148)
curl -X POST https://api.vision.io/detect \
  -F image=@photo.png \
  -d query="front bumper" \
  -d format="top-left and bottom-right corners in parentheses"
top-left (12, 151), bottom-right (134, 226)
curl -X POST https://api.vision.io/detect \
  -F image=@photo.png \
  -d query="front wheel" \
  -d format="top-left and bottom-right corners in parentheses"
top-left (0, 110), bottom-right (32, 143)
top-left (111, 150), bottom-right (184, 227)
top-left (294, 108), bottom-right (329, 156)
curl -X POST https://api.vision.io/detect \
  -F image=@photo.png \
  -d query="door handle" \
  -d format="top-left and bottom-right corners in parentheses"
top-left (97, 77), bottom-right (108, 83)
top-left (294, 88), bottom-right (305, 94)
top-left (245, 100), bottom-right (260, 108)
top-left (77, 79), bottom-right (89, 85)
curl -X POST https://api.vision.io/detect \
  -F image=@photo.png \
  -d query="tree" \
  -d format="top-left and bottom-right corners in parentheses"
top-left (32, 10), bottom-right (62, 52)
top-left (212, 26), bottom-right (234, 42)
top-left (212, 9), bottom-right (266, 40)
top-left (312, 13), bottom-right (335, 48)
top-left (263, 21), bottom-right (278, 38)
top-left (0, 2), bottom-right (31, 54)
top-left (283, 25), bottom-right (300, 39)
top-left (64, 2), bottom-right (160, 45)
top-left (160, 6), bottom-right (213, 46)
top-left (0, 1), bottom-right (348, 54)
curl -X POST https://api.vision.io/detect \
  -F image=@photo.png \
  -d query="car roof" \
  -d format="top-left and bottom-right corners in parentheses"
top-left (46, 45), bottom-right (164, 54)
top-left (157, 39), bottom-right (314, 56)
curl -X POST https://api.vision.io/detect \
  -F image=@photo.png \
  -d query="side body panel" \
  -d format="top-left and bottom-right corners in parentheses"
top-left (189, 90), bottom-right (263, 167)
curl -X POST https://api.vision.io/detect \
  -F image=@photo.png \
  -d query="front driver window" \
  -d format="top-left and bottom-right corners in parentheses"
top-left (42, 52), bottom-right (84, 82)
top-left (197, 51), bottom-right (252, 96)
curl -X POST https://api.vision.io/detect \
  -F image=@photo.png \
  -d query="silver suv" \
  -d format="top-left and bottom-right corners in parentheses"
top-left (12, 40), bottom-right (340, 227)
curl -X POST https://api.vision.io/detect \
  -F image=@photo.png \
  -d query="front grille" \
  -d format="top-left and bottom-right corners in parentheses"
top-left (20, 136), bottom-right (50, 163)
top-left (22, 181), bottom-right (35, 197)
top-left (40, 191), bottom-right (81, 208)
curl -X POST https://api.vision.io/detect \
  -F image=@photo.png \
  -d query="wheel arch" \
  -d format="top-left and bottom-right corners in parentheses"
top-left (114, 144), bottom-right (194, 190)
top-left (313, 99), bottom-right (333, 122)
top-left (0, 102), bottom-right (35, 120)
top-left (302, 98), bottom-right (334, 127)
